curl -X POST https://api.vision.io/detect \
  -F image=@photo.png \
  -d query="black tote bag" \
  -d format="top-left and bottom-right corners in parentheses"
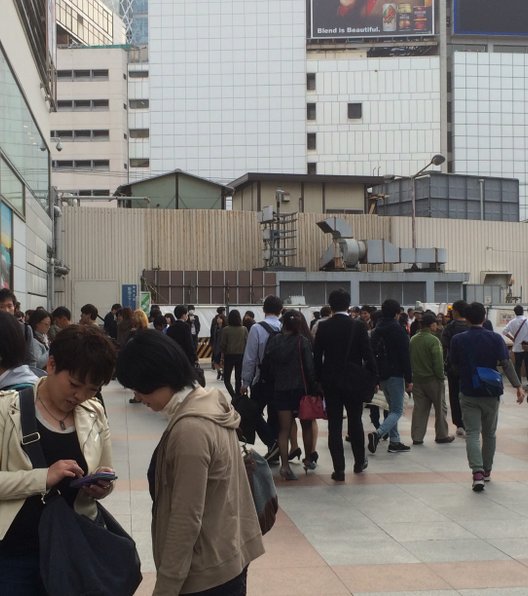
top-left (39, 495), bottom-right (142, 596)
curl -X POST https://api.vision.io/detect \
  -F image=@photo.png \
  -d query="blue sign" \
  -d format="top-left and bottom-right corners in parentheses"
top-left (121, 284), bottom-right (138, 309)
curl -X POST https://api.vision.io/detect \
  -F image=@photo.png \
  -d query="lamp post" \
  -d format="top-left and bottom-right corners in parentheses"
top-left (410, 154), bottom-right (445, 250)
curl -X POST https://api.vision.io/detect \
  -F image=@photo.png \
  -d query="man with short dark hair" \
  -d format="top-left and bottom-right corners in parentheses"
top-left (50, 306), bottom-right (72, 341)
top-left (241, 295), bottom-right (283, 460)
top-left (166, 305), bottom-right (196, 365)
top-left (369, 298), bottom-right (413, 455)
top-left (314, 288), bottom-right (376, 480)
top-left (359, 305), bottom-right (373, 331)
top-left (0, 288), bottom-right (38, 367)
top-left (441, 300), bottom-right (469, 436)
top-left (410, 313), bottom-right (453, 445)
top-left (79, 303), bottom-right (99, 327)
top-left (242, 310), bottom-right (255, 331)
top-left (502, 304), bottom-right (528, 388)
top-left (451, 302), bottom-right (524, 491)
top-left (103, 303), bottom-right (121, 339)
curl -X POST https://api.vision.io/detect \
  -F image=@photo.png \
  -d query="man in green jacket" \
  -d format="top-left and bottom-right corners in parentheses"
top-left (410, 313), bottom-right (454, 445)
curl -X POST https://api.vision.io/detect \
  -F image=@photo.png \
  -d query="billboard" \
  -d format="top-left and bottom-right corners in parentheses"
top-left (0, 203), bottom-right (13, 289)
top-left (453, 0), bottom-right (528, 37)
top-left (310, 0), bottom-right (435, 40)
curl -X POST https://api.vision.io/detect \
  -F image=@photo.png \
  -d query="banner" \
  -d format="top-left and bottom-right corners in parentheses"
top-left (453, 0), bottom-right (528, 37)
top-left (310, 0), bottom-right (435, 40)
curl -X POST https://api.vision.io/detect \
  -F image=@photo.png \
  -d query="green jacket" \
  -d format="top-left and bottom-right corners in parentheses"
top-left (410, 329), bottom-right (445, 382)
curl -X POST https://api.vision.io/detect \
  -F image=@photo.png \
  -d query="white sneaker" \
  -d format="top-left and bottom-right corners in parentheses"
top-left (456, 427), bottom-right (466, 438)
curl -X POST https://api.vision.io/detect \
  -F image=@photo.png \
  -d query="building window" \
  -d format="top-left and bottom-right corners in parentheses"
top-left (307, 162), bottom-right (317, 175)
top-left (129, 70), bottom-right (149, 78)
top-left (307, 133), bottom-right (316, 150)
top-left (348, 103), bottom-right (362, 119)
top-left (130, 158), bottom-right (150, 168)
top-left (58, 99), bottom-right (109, 111)
top-left (73, 69), bottom-right (91, 80)
top-left (92, 129), bottom-right (109, 140)
top-left (307, 103), bottom-right (316, 121)
top-left (92, 99), bottom-right (109, 110)
top-left (73, 189), bottom-right (111, 197)
top-left (92, 69), bottom-right (109, 79)
top-left (129, 99), bottom-right (149, 109)
top-left (57, 100), bottom-right (73, 111)
top-left (307, 73), bottom-right (316, 91)
top-left (129, 128), bottom-right (150, 139)
top-left (57, 70), bottom-right (73, 79)
top-left (51, 129), bottom-right (109, 141)
top-left (52, 159), bottom-right (110, 170)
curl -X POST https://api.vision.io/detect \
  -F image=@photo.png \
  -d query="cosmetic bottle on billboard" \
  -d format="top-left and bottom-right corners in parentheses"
top-left (398, 3), bottom-right (413, 32)
top-left (382, 3), bottom-right (397, 32)
top-left (413, 5), bottom-right (428, 32)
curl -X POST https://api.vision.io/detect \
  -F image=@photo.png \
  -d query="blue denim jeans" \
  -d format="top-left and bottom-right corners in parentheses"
top-left (0, 552), bottom-right (47, 595)
top-left (378, 377), bottom-right (405, 443)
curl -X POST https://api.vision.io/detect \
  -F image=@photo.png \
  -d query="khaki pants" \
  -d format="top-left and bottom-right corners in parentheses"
top-left (411, 378), bottom-right (449, 442)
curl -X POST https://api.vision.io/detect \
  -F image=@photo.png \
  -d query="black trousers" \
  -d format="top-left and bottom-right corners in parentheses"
top-left (250, 382), bottom-right (278, 448)
top-left (447, 371), bottom-right (464, 429)
top-left (324, 389), bottom-right (365, 473)
top-left (514, 351), bottom-right (528, 384)
top-left (223, 354), bottom-right (243, 398)
top-left (182, 567), bottom-right (248, 595)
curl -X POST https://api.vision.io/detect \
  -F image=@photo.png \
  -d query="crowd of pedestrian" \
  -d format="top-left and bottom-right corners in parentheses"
top-left (0, 287), bottom-right (525, 594)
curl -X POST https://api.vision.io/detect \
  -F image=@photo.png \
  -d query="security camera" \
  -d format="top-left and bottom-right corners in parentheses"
top-left (56, 141), bottom-right (63, 152)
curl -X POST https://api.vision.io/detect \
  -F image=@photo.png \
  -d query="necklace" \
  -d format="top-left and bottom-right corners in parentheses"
top-left (37, 396), bottom-right (70, 430)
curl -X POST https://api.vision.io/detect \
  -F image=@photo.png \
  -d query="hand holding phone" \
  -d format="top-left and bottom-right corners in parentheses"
top-left (70, 471), bottom-right (117, 489)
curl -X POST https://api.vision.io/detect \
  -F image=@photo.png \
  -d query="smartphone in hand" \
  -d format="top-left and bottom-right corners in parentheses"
top-left (70, 471), bottom-right (117, 488)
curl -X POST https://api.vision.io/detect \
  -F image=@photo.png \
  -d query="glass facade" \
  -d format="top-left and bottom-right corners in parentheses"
top-left (0, 48), bottom-right (49, 214)
top-left (56, 0), bottom-right (113, 46)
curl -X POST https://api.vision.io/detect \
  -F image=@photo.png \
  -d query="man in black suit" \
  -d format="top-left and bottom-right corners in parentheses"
top-left (314, 288), bottom-right (377, 481)
top-left (166, 305), bottom-right (197, 365)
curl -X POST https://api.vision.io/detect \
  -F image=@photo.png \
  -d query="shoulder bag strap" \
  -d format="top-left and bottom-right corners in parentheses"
top-left (258, 321), bottom-right (275, 335)
top-left (18, 387), bottom-right (47, 468)
top-left (513, 318), bottom-right (527, 342)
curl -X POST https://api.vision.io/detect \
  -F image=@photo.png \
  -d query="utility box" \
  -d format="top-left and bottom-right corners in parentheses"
top-left (374, 173), bottom-right (519, 222)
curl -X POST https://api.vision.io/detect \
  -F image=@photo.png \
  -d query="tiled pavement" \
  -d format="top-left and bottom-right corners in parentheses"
top-left (102, 369), bottom-right (528, 596)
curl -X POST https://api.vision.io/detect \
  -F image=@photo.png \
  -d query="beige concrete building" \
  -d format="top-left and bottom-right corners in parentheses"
top-left (50, 46), bottom-right (129, 205)
top-left (230, 173), bottom-right (383, 214)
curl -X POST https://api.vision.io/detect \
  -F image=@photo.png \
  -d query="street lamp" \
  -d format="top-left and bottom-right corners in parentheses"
top-left (410, 154), bottom-right (445, 251)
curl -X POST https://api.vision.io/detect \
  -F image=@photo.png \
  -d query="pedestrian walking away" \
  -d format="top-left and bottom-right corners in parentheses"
top-left (450, 302), bottom-right (525, 492)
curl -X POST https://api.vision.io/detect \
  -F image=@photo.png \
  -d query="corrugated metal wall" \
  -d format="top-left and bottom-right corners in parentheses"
top-left (391, 217), bottom-right (528, 292)
top-left (59, 206), bottom-right (528, 308)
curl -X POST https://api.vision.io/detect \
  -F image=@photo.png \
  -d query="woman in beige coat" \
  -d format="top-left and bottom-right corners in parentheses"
top-left (116, 330), bottom-right (264, 596)
top-left (0, 319), bottom-right (116, 594)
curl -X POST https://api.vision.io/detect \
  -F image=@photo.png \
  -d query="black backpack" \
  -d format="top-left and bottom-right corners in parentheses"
top-left (257, 322), bottom-right (281, 385)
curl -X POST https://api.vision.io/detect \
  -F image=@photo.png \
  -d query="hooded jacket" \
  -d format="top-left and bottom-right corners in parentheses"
top-left (370, 317), bottom-right (412, 383)
top-left (152, 386), bottom-right (264, 596)
top-left (0, 365), bottom-right (39, 390)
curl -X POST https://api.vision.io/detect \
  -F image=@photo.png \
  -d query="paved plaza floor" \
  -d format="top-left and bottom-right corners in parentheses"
top-left (102, 368), bottom-right (528, 596)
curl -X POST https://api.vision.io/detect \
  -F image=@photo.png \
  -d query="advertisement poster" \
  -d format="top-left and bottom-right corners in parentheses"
top-left (310, 0), bottom-right (435, 39)
top-left (0, 202), bottom-right (13, 289)
top-left (453, 0), bottom-right (528, 36)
